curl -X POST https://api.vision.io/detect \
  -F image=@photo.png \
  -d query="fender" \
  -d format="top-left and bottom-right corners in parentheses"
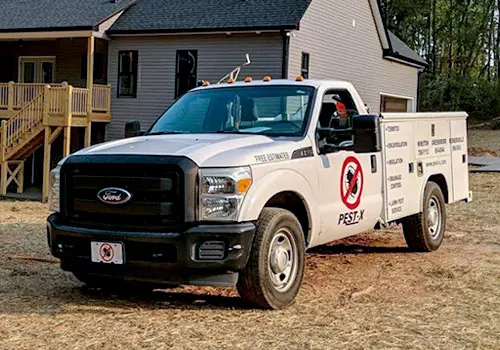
top-left (418, 172), bottom-right (451, 212)
top-left (238, 169), bottom-right (320, 246)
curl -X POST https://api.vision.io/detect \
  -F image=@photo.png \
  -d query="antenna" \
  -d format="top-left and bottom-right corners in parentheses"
top-left (217, 54), bottom-right (252, 84)
top-left (244, 53), bottom-right (251, 66)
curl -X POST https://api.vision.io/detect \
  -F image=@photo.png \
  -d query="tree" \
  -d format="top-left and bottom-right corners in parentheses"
top-left (380, 0), bottom-right (500, 119)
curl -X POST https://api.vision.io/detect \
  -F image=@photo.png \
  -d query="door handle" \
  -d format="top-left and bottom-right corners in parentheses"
top-left (371, 155), bottom-right (377, 173)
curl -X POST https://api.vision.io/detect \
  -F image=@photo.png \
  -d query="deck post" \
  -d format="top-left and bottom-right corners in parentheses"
top-left (7, 81), bottom-right (14, 112)
top-left (63, 85), bottom-right (73, 157)
top-left (107, 84), bottom-right (112, 117)
top-left (43, 85), bottom-right (50, 125)
top-left (0, 162), bottom-right (6, 196)
top-left (86, 35), bottom-right (95, 146)
top-left (42, 127), bottom-right (51, 202)
top-left (17, 162), bottom-right (24, 194)
top-left (0, 120), bottom-right (7, 195)
top-left (84, 121), bottom-right (92, 147)
top-left (0, 119), bottom-right (6, 162)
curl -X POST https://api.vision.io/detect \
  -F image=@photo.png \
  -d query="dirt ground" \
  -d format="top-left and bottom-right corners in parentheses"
top-left (0, 130), bottom-right (499, 350)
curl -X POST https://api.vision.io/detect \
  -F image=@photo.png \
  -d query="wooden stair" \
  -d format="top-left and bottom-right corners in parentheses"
top-left (0, 92), bottom-right (45, 195)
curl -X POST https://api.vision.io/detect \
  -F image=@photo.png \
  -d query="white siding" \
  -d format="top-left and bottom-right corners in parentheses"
top-left (288, 0), bottom-right (419, 114)
top-left (107, 33), bottom-right (283, 140)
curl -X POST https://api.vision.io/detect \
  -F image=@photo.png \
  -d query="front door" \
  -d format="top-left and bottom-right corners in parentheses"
top-left (19, 57), bottom-right (55, 83)
top-left (175, 50), bottom-right (198, 98)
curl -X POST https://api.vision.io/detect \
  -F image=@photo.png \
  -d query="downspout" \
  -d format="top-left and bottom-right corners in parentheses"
top-left (416, 69), bottom-right (423, 112)
top-left (281, 30), bottom-right (290, 79)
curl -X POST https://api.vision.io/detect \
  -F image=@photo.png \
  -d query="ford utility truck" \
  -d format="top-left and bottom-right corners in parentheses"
top-left (47, 78), bottom-right (470, 309)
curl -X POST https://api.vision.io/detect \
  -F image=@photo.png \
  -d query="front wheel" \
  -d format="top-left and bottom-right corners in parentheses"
top-left (237, 208), bottom-right (305, 309)
top-left (402, 181), bottom-right (446, 252)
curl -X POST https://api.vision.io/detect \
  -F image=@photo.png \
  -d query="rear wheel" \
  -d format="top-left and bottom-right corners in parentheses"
top-left (237, 208), bottom-right (305, 309)
top-left (402, 181), bottom-right (446, 252)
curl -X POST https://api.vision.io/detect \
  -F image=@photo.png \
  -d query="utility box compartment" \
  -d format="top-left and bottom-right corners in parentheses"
top-left (380, 112), bottom-right (469, 223)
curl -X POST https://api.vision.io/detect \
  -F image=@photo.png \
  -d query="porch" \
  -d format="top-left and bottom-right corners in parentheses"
top-left (0, 33), bottom-right (112, 201)
top-left (0, 82), bottom-right (111, 200)
top-left (0, 82), bottom-right (111, 122)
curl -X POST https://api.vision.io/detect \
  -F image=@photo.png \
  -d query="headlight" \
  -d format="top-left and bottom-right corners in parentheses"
top-left (48, 157), bottom-right (69, 212)
top-left (48, 166), bottom-right (61, 212)
top-left (199, 167), bottom-right (252, 221)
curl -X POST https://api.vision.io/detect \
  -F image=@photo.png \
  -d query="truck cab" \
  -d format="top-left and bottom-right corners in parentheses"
top-left (47, 78), bottom-right (470, 309)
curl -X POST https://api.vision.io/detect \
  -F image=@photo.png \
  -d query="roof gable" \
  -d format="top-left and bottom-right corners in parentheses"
top-left (108, 0), bottom-right (312, 34)
top-left (386, 31), bottom-right (428, 67)
top-left (0, 0), bottom-right (135, 33)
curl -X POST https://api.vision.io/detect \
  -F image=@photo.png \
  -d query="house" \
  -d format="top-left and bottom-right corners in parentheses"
top-left (0, 0), bottom-right (426, 200)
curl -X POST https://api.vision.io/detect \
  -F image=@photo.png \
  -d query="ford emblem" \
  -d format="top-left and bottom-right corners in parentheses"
top-left (97, 187), bottom-right (132, 205)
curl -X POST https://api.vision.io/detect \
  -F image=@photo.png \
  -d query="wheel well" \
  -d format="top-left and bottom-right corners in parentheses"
top-left (428, 174), bottom-right (449, 203)
top-left (264, 191), bottom-right (310, 244)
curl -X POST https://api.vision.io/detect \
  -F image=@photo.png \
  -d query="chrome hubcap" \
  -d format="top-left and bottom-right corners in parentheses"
top-left (427, 196), bottom-right (441, 240)
top-left (268, 228), bottom-right (298, 292)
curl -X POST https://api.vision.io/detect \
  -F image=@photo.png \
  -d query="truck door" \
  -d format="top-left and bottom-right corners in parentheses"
top-left (313, 89), bottom-right (384, 246)
top-left (450, 119), bottom-right (469, 202)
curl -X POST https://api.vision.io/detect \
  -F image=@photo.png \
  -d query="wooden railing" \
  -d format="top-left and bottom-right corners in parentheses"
top-left (72, 88), bottom-right (89, 116)
top-left (92, 84), bottom-right (111, 113)
top-left (0, 83), bottom-right (65, 111)
top-left (13, 84), bottom-right (46, 109)
top-left (0, 82), bottom-right (111, 117)
top-left (46, 87), bottom-right (67, 116)
top-left (0, 84), bottom-right (8, 107)
top-left (1, 93), bottom-right (44, 159)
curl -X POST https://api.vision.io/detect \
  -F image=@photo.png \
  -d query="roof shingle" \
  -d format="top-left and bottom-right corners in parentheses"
top-left (109, 0), bottom-right (312, 33)
top-left (0, 0), bottom-right (135, 32)
top-left (387, 31), bottom-right (428, 67)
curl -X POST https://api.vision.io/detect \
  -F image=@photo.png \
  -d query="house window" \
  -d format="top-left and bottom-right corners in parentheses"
top-left (81, 53), bottom-right (105, 81)
top-left (118, 51), bottom-right (138, 97)
top-left (175, 50), bottom-right (198, 98)
top-left (301, 52), bottom-right (310, 79)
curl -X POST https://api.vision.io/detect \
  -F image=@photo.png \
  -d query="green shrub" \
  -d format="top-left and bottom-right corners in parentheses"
top-left (419, 75), bottom-right (500, 120)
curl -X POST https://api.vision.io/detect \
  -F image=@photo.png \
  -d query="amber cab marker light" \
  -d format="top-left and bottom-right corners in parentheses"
top-left (227, 78), bottom-right (235, 84)
top-left (244, 76), bottom-right (253, 83)
top-left (296, 75), bottom-right (304, 81)
top-left (263, 76), bottom-right (272, 82)
top-left (202, 80), bottom-right (211, 86)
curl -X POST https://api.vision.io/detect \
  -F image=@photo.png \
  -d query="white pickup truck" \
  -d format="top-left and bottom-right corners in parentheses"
top-left (47, 78), bottom-right (470, 309)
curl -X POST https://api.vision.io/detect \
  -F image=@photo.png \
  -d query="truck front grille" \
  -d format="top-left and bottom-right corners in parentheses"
top-left (60, 155), bottom-right (198, 230)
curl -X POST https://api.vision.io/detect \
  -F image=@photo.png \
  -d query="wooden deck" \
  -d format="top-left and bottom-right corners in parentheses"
top-left (0, 82), bottom-right (111, 200)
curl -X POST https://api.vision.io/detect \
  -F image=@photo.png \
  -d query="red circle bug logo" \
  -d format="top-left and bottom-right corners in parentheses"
top-left (340, 156), bottom-right (364, 210)
top-left (99, 243), bottom-right (114, 262)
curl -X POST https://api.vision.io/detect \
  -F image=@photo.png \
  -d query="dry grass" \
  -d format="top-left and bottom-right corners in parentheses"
top-left (0, 130), bottom-right (499, 349)
top-left (468, 130), bottom-right (500, 154)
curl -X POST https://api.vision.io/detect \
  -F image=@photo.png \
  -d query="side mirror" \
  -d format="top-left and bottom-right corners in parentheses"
top-left (351, 115), bottom-right (381, 153)
top-left (124, 120), bottom-right (144, 138)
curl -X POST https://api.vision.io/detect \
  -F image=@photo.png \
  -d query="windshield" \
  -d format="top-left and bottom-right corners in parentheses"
top-left (148, 86), bottom-right (315, 137)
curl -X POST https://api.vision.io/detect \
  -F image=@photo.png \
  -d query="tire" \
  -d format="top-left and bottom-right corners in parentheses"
top-left (402, 181), bottom-right (446, 252)
top-left (237, 208), bottom-right (306, 310)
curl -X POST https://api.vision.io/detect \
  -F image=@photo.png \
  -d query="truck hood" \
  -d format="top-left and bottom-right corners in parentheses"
top-left (73, 134), bottom-right (305, 167)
